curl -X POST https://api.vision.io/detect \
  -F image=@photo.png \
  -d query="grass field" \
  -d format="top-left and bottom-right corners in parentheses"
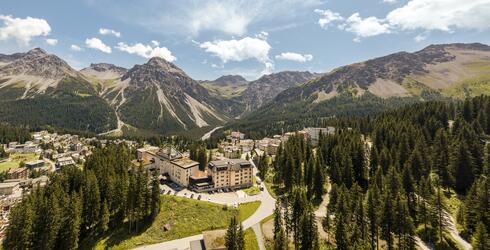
top-left (237, 201), bottom-right (261, 222)
top-left (243, 186), bottom-right (261, 196)
top-left (245, 228), bottom-right (259, 250)
top-left (0, 153), bottom-right (39, 172)
top-left (89, 196), bottom-right (260, 250)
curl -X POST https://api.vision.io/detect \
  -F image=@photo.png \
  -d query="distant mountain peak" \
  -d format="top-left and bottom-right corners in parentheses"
top-left (80, 63), bottom-right (128, 80)
top-left (214, 75), bottom-right (247, 83)
top-left (26, 47), bottom-right (47, 55)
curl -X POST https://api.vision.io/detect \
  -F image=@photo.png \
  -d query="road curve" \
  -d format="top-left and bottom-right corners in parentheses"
top-left (201, 126), bottom-right (223, 140)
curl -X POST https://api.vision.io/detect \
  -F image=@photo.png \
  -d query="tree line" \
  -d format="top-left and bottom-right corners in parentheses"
top-left (3, 144), bottom-right (161, 250)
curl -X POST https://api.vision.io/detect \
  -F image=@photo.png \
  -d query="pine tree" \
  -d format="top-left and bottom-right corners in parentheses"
top-left (100, 200), bottom-right (110, 233)
top-left (366, 186), bottom-right (380, 250)
top-left (151, 170), bottom-right (161, 218)
top-left (273, 200), bottom-right (288, 249)
top-left (225, 216), bottom-right (243, 250)
top-left (381, 192), bottom-right (394, 250)
top-left (313, 159), bottom-right (324, 200)
top-left (472, 222), bottom-right (490, 250)
top-left (450, 140), bottom-right (474, 194)
top-left (433, 129), bottom-right (452, 189)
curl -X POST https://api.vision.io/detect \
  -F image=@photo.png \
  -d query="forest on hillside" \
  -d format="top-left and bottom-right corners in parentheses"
top-left (261, 95), bottom-right (490, 249)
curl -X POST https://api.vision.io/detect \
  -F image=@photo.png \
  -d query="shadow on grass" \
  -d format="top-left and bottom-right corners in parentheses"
top-left (79, 218), bottom-right (154, 250)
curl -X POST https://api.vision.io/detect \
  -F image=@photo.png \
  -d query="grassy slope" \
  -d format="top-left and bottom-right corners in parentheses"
top-left (0, 153), bottom-right (38, 172)
top-left (90, 196), bottom-right (260, 250)
top-left (201, 82), bottom-right (247, 98)
top-left (245, 228), bottom-right (259, 250)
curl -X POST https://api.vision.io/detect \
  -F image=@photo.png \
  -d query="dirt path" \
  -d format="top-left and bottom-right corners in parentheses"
top-left (444, 210), bottom-right (472, 250)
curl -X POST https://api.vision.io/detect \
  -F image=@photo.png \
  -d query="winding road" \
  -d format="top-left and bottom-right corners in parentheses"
top-left (201, 126), bottom-right (223, 141)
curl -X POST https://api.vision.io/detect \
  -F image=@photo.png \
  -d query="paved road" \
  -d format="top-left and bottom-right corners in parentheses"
top-left (252, 224), bottom-right (266, 250)
top-left (201, 126), bottom-right (223, 140)
top-left (133, 235), bottom-right (203, 250)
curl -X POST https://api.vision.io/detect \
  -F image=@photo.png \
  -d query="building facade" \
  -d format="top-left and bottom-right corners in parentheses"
top-left (208, 159), bottom-right (253, 189)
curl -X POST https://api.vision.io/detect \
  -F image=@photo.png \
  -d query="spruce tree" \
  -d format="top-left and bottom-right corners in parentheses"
top-left (472, 222), bottom-right (490, 250)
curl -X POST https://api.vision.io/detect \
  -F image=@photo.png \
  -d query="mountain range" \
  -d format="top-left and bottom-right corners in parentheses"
top-left (237, 43), bottom-right (490, 135)
top-left (0, 43), bottom-right (489, 137)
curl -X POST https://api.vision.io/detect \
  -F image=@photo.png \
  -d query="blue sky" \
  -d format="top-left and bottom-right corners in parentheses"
top-left (1, 0), bottom-right (489, 80)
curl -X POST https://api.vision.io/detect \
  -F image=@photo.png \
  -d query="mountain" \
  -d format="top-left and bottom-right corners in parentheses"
top-left (235, 71), bottom-right (319, 116)
top-left (89, 57), bottom-right (229, 136)
top-left (236, 43), bottom-right (490, 135)
top-left (208, 75), bottom-right (248, 87)
top-left (200, 75), bottom-right (249, 99)
top-left (0, 48), bottom-right (116, 133)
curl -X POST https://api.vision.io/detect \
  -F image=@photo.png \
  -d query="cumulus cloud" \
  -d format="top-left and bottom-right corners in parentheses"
top-left (200, 36), bottom-right (273, 74)
top-left (70, 44), bottom-right (82, 51)
top-left (314, 9), bottom-right (343, 29)
top-left (275, 52), bottom-right (313, 62)
top-left (188, 1), bottom-right (254, 36)
top-left (414, 34), bottom-right (427, 42)
top-left (151, 40), bottom-right (160, 46)
top-left (316, 0), bottom-right (490, 41)
top-left (85, 38), bottom-right (112, 53)
top-left (115, 42), bottom-right (176, 62)
top-left (341, 13), bottom-right (391, 41)
top-left (0, 15), bottom-right (51, 45)
top-left (386, 0), bottom-right (490, 32)
top-left (99, 28), bottom-right (121, 37)
top-left (382, 0), bottom-right (397, 3)
top-left (45, 38), bottom-right (58, 46)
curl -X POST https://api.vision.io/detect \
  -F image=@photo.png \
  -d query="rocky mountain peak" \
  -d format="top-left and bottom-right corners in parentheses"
top-left (81, 63), bottom-right (128, 79)
top-left (0, 47), bottom-right (77, 79)
top-left (26, 47), bottom-right (47, 56)
top-left (145, 57), bottom-right (184, 74)
top-left (212, 75), bottom-right (248, 86)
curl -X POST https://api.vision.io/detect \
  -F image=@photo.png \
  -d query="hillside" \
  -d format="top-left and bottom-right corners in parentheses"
top-left (200, 75), bottom-right (249, 98)
top-left (0, 48), bottom-right (116, 134)
top-left (234, 43), bottom-right (490, 135)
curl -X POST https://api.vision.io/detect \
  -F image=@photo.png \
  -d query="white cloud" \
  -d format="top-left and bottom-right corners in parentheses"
top-left (386, 0), bottom-right (490, 32)
top-left (151, 40), bottom-right (160, 46)
top-left (70, 44), bottom-right (82, 51)
top-left (341, 13), bottom-right (391, 41)
top-left (275, 52), bottom-right (313, 62)
top-left (45, 38), bottom-right (58, 46)
top-left (200, 37), bottom-right (271, 63)
top-left (99, 28), bottom-right (121, 37)
top-left (200, 36), bottom-right (273, 74)
top-left (256, 31), bottom-right (269, 40)
top-left (115, 42), bottom-right (176, 62)
top-left (85, 37), bottom-right (112, 53)
top-left (414, 34), bottom-right (427, 42)
top-left (317, 0), bottom-right (490, 42)
top-left (187, 1), bottom-right (256, 36)
top-left (106, 0), bottom-right (322, 36)
top-left (382, 0), bottom-right (397, 3)
top-left (314, 9), bottom-right (343, 29)
top-left (0, 15), bottom-right (51, 45)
